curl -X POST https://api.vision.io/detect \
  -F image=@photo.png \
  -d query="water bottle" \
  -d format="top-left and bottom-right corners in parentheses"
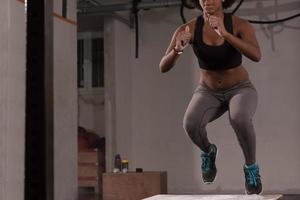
top-left (113, 154), bottom-right (122, 173)
top-left (121, 159), bottom-right (129, 173)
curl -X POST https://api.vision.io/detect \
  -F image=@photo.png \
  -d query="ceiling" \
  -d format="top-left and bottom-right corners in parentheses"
top-left (77, 0), bottom-right (133, 32)
top-left (78, 0), bottom-right (132, 10)
top-left (77, 0), bottom-right (184, 15)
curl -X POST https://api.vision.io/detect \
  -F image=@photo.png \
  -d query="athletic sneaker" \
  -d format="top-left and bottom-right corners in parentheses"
top-left (200, 144), bottom-right (218, 184)
top-left (243, 163), bottom-right (263, 195)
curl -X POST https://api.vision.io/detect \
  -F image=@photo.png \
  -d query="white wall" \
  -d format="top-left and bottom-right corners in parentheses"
top-left (78, 94), bottom-right (105, 137)
top-left (54, 0), bottom-right (78, 199)
top-left (106, 1), bottom-right (300, 194)
top-left (77, 31), bottom-right (105, 137)
top-left (0, 1), bottom-right (78, 199)
top-left (0, 0), bottom-right (26, 200)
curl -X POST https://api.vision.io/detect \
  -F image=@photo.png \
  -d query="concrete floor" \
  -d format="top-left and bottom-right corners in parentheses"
top-left (78, 193), bottom-right (99, 200)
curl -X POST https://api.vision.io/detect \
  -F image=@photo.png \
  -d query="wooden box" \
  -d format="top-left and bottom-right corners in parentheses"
top-left (78, 149), bottom-right (105, 194)
top-left (103, 171), bottom-right (167, 200)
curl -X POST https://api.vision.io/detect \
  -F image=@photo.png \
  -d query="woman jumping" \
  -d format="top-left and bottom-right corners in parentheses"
top-left (159, 0), bottom-right (263, 195)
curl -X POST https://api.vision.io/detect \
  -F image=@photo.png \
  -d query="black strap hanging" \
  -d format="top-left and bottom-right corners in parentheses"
top-left (132, 0), bottom-right (140, 58)
top-left (231, 0), bottom-right (244, 15)
top-left (231, 0), bottom-right (300, 24)
top-left (180, 0), bottom-right (186, 23)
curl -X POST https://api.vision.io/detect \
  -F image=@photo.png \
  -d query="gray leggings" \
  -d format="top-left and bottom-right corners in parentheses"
top-left (183, 79), bottom-right (258, 165)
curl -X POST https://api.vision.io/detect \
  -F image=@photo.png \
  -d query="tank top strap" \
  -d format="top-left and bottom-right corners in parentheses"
top-left (224, 13), bottom-right (234, 34)
top-left (193, 15), bottom-right (203, 45)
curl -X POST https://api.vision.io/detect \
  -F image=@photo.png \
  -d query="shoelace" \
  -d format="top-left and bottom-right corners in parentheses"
top-left (244, 165), bottom-right (260, 187)
top-left (201, 153), bottom-right (211, 171)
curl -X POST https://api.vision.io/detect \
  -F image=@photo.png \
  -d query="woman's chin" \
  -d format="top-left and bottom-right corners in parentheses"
top-left (204, 9), bottom-right (215, 15)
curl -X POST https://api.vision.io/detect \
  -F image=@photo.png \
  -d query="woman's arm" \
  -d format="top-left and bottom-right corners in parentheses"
top-left (209, 15), bottom-right (262, 62)
top-left (159, 21), bottom-right (194, 73)
top-left (225, 17), bottom-right (261, 62)
top-left (159, 27), bottom-right (182, 73)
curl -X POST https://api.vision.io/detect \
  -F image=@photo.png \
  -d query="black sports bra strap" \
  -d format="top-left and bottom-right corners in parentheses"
top-left (193, 15), bottom-right (203, 45)
top-left (224, 13), bottom-right (233, 34)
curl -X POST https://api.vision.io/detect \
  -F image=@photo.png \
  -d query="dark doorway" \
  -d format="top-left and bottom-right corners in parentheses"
top-left (25, 0), bottom-right (54, 199)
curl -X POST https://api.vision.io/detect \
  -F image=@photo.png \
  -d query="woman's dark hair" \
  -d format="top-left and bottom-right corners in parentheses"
top-left (194, 0), bottom-right (237, 10)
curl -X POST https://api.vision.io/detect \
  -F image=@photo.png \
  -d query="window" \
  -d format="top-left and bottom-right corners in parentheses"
top-left (77, 39), bottom-right (84, 88)
top-left (92, 38), bottom-right (104, 88)
top-left (77, 32), bottom-right (104, 94)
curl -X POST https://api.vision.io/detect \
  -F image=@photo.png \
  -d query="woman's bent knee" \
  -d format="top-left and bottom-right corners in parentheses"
top-left (183, 118), bottom-right (205, 137)
top-left (230, 115), bottom-right (253, 130)
top-left (183, 119), bottom-right (194, 132)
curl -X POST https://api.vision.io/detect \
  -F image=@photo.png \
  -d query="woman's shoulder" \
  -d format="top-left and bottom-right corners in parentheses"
top-left (232, 15), bottom-right (247, 22)
top-left (232, 15), bottom-right (253, 33)
top-left (232, 15), bottom-right (252, 27)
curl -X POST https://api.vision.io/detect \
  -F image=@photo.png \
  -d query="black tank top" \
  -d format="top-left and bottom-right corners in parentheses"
top-left (192, 13), bottom-right (242, 70)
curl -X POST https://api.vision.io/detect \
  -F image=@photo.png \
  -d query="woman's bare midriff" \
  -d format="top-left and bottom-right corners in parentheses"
top-left (199, 65), bottom-right (249, 91)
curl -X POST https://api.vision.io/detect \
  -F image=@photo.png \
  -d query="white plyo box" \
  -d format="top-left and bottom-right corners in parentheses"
top-left (143, 194), bottom-right (283, 200)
